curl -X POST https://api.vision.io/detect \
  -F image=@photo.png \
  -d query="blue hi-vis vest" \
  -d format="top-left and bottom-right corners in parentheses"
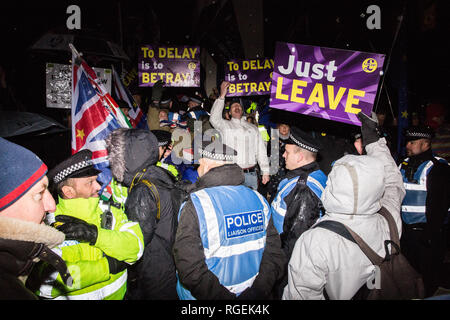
top-left (271, 169), bottom-right (327, 234)
top-left (400, 157), bottom-right (450, 225)
top-left (176, 185), bottom-right (271, 300)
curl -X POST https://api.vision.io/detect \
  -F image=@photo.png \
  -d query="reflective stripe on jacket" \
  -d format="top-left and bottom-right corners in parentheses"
top-left (258, 125), bottom-right (270, 142)
top-left (157, 161), bottom-right (179, 179)
top-left (37, 197), bottom-right (144, 300)
top-left (176, 185), bottom-right (271, 300)
top-left (400, 157), bottom-right (449, 224)
top-left (271, 169), bottom-right (327, 234)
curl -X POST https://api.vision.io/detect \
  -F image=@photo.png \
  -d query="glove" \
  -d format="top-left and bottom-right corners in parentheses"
top-left (357, 111), bottom-right (380, 147)
top-left (236, 287), bottom-right (266, 300)
top-left (55, 215), bottom-right (98, 245)
top-left (152, 80), bottom-right (165, 101)
top-left (105, 255), bottom-right (129, 274)
top-left (419, 226), bottom-right (432, 248)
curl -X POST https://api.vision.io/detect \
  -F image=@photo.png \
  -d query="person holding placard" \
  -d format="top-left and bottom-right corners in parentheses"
top-left (209, 81), bottom-right (271, 190)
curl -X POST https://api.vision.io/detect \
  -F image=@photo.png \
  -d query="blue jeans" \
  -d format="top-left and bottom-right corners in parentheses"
top-left (244, 171), bottom-right (258, 190)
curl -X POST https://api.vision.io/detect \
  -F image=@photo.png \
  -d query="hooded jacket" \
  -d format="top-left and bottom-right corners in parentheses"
top-left (107, 128), bottom-right (179, 299)
top-left (0, 216), bottom-right (67, 300)
top-left (283, 138), bottom-right (405, 300)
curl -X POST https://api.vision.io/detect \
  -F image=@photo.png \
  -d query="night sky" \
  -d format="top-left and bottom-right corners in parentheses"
top-left (0, 0), bottom-right (448, 115)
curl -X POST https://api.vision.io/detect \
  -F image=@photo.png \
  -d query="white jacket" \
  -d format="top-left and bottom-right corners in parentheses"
top-left (282, 138), bottom-right (405, 300)
top-left (209, 98), bottom-right (270, 174)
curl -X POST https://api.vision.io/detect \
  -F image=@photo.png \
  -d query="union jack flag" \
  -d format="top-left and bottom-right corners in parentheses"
top-left (112, 66), bottom-right (148, 129)
top-left (71, 45), bottom-right (131, 191)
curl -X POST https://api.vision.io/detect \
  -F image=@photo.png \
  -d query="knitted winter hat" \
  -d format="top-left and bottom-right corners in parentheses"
top-left (0, 138), bottom-right (48, 211)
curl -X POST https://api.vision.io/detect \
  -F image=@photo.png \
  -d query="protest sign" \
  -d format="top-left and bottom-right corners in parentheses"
top-left (270, 42), bottom-right (385, 126)
top-left (139, 45), bottom-right (200, 87)
top-left (46, 63), bottom-right (112, 109)
top-left (224, 58), bottom-right (273, 96)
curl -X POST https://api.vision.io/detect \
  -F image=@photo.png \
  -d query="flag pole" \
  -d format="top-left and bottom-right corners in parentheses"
top-left (373, 2), bottom-right (406, 115)
top-left (68, 43), bottom-right (82, 58)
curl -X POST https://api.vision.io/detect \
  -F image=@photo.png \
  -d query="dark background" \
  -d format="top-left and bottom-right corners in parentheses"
top-left (0, 0), bottom-right (448, 166)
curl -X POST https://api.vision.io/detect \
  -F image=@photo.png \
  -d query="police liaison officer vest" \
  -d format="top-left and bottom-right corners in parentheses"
top-left (271, 170), bottom-right (327, 234)
top-left (400, 157), bottom-right (450, 225)
top-left (176, 185), bottom-right (271, 300)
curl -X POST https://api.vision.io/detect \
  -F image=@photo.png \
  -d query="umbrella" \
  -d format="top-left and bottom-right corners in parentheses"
top-left (30, 32), bottom-right (129, 61)
top-left (0, 111), bottom-right (68, 138)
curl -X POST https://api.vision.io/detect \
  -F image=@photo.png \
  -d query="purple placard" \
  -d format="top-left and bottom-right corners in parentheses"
top-left (270, 42), bottom-right (385, 126)
top-left (139, 45), bottom-right (200, 87)
top-left (224, 58), bottom-right (274, 97)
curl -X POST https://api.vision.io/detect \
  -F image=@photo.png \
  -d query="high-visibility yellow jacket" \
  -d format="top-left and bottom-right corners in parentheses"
top-left (157, 161), bottom-right (179, 179)
top-left (36, 197), bottom-right (144, 300)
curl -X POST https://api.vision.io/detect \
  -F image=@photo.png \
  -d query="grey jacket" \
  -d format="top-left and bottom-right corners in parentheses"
top-left (283, 138), bottom-right (406, 300)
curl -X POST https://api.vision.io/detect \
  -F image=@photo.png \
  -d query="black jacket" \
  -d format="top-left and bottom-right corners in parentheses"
top-left (401, 149), bottom-right (450, 245)
top-left (107, 129), bottom-right (179, 299)
top-left (0, 216), bottom-right (68, 300)
top-left (281, 161), bottom-right (324, 259)
top-left (173, 164), bottom-right (286, 300)
top-left (272, 161), bottom-right (324, 299)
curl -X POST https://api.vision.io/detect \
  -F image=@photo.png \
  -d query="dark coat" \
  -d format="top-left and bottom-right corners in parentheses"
top-left (273, 161), bottom-right (325, 299)
top-left (400, 148), bottom-right (450, 295)
top-left (0, 216), bottom-right (66, 300)
top-left (173, 164), bottom-right (286, 300)
top-left (107, 128), bottom-right (179, 299)
top-left (280, 162), bottom-right (325, 259)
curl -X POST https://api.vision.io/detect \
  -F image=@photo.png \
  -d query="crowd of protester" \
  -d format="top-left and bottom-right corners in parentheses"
top-left (1, 78), bottom-right (449, 300)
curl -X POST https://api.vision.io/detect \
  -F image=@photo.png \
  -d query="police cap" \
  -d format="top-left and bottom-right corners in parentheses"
top-left (404, 125), bottom-right (434, 142)
top-left (151, 130), bottom-right (172, 147)
top-left (195, 140), bottom-right (237, 162)
top-left (48, 149), bottom-right (101, 186)
top-left (286, 127), bottom-right (321, 153)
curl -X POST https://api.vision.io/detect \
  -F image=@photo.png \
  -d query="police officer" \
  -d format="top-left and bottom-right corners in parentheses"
top-left (183, 92), bottom-right (209, 121)
top-left (270, 127), bottom-right (327, 298)
top-left (399, 125), bottom-right (450, 296)
top-left (35, 149), bottom-right (144, 300)
top-left (152, 129), bottom-right (180, 179)
top-left (173, 140), bottom-right (285, 300)
top-left (271, 127), bottom-right (327, 254)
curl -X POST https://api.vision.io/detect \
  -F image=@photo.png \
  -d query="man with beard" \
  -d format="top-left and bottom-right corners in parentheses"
top-left (209, 81), bottom-right (270, 190)
top-left (399, 125), bottom-right (450, 296)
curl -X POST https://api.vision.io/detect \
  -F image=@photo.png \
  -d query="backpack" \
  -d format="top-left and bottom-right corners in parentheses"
top-left (315, 207), bottom-right (425, 300)
top-left (129, 169), bottom-right (190, 221)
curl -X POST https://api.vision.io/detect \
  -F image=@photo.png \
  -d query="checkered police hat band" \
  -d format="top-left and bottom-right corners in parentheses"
top-left (198, 148), bottom-right (234, 161)
top-left (406, 132), bottom-right (432, 139)
top-left (53, 160), bottom-right (94, 184)
top-left (289, 134), bottom-right (318, 153)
